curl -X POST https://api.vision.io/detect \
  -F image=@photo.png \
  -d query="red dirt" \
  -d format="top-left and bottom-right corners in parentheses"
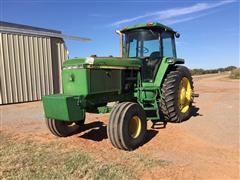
top-left (1, 73), bottom-right (239, 179)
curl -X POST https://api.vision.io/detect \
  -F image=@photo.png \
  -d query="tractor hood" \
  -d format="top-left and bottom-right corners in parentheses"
top-left (62, 57), bottom-right (141, 70)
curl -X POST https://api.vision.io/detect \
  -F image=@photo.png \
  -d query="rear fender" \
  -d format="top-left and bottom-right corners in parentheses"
top-left (153, 57), bottom-right (185, 87)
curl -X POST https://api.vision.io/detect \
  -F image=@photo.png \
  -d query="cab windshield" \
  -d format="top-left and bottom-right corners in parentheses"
top-left (124, 29), bottom-right (176, 82)
top-left (125, 29), bottom-right (160, 58)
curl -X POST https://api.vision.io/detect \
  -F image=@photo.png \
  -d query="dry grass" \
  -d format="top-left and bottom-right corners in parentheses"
top-left (0, 133), bottom-right (169, 179)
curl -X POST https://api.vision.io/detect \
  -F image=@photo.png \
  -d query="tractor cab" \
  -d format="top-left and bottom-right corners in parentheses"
top-left (120, 22), bottom-right (179, 82)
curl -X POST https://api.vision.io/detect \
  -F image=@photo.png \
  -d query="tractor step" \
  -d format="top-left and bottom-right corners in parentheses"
top-left (142, 99), bottom-right (157, 102)
top-left (144, 106), bottom-right (160, 121)
top-left (148, 117), bottom-right (160, 120)
top-left (151, 121), bottom-right (167, 129)
top-left (144, 107), bottom-right (158, 110)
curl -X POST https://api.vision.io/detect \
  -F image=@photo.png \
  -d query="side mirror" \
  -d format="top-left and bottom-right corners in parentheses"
top-left (175, 32), bottom-right (180, 38)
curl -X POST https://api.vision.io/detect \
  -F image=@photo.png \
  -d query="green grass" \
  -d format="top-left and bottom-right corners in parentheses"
top-left (0, 133), bottom-right (170, 180)
top-left (132, 155), bottom-right (170, 168)
top-left (229, 68), bottom-right (240, 79)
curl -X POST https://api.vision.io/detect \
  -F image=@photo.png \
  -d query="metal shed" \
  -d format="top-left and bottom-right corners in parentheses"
top-left (0, 21), bottom-right (68, 105)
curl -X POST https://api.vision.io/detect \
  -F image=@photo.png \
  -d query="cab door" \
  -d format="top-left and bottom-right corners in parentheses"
top-left (161, 32), bottom-right (176, 58)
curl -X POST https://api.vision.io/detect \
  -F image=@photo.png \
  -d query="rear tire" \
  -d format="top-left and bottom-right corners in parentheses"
top-left (46, 119), bottom-right (82, 137)
top-left (107, 102), bottom-right (147, 151)
top-left (160, 66), bottom-right (194, 122)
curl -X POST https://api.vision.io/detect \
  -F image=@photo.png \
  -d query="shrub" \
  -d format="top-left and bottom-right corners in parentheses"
top-left (229, 68), bottom-right (240, 79)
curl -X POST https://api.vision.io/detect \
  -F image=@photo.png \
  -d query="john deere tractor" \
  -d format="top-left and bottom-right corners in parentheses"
top-left (42, 22), bottom-right (196, 151)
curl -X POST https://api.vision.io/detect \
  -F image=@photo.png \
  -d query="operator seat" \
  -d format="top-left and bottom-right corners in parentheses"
top-left (142, 51), bottom-right (161, 82)
top-left (149, 51), bottom-right (160, 61)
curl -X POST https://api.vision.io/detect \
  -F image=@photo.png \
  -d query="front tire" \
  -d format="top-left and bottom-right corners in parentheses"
top-left (107, 102), bottom-right (147, 151)
top-left (46, 119), bottom-right (83, 137)
top-left (160, 66), bottom-right (194, 122)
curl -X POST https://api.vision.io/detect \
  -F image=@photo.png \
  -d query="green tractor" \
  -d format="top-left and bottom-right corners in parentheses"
top-left (42, 22), bottom-right (196, 151)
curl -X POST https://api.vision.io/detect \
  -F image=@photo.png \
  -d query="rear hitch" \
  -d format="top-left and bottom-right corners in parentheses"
top-left (192, 92), bottom-right (199, 98)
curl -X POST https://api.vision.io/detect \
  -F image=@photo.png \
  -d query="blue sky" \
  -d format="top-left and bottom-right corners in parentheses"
top-left (1, 0), bottom-right (239, 69)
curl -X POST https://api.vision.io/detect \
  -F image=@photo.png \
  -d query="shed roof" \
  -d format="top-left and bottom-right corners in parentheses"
top-left (0, 21), bottom-right (63, 38)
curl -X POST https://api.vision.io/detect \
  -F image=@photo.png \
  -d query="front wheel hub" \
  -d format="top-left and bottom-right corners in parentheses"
top-left (129, 116), bottom-right (142, 139)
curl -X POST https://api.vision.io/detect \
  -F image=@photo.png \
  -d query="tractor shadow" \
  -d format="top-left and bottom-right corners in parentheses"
top-left (78, 121), bottom-right (107, 141)
top-left (191, 105), bottom-right (202, 117)
top-left (78, 121), bottom-right (159, 144)
top-left (141, 129), bottom-right (159, 146)
top-left (77, 106), bottom-right (201, 144)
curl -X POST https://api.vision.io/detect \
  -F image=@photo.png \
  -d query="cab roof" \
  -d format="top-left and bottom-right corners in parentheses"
top-left (120, 22), bottom-right (176, 33)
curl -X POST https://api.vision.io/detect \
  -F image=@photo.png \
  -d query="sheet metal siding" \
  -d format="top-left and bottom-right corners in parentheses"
top-left (0, 32), bottom-right (67, 104)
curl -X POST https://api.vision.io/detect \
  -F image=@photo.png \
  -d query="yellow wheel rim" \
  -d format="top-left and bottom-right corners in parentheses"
top-left (129, 116), bottom-right (141, 139)
top-left (178, 77), bottom-right (192, 113)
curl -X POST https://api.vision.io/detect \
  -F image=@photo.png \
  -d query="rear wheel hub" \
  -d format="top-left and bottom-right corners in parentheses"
top-left (178, 77), bottom-right (192, 113)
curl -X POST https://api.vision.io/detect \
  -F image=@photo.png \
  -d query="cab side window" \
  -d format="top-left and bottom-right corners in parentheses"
top-left (162, 32), bottom-right (175, 58)
top-left (128, 39), bottom-right (138, 57)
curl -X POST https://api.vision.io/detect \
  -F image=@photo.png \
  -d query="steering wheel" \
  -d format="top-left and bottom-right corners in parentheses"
top-left (137, 47), bottom-right (149, 54)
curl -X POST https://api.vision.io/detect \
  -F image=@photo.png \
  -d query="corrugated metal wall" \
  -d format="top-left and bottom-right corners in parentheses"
top-left (0, 32), bottom-right (67, 104)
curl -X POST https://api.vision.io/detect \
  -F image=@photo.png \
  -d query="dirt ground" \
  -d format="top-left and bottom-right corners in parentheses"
top-left (1, 73), bottom-right (239, 179)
